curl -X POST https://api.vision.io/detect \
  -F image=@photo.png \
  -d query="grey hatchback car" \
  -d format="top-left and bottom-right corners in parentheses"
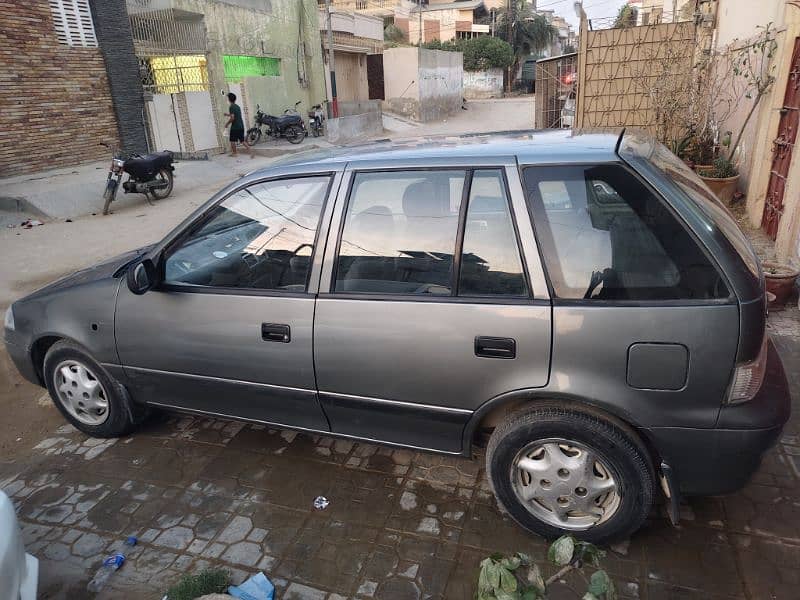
top-left (4, 130), bottom-right (790, 543)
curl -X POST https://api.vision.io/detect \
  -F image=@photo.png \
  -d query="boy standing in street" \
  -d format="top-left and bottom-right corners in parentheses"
top-left (224, 92), bottom-right (253, 157)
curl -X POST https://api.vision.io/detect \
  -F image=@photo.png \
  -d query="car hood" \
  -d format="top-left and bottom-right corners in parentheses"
top-left (22, 245), bottom-right (153, 301)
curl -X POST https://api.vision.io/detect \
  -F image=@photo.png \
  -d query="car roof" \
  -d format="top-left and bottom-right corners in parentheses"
top-left (258, 129), bottom-right (624, 172)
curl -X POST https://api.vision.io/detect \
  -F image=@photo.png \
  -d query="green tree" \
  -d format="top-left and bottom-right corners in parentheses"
top-left (384, 23), bottom-right (406, 44)
top-left (495, 1), bottom-right (557, 88)
top-left (613, 3), bottom-right (638, 29)
top-left (462, 36), bottom-right (514, 71)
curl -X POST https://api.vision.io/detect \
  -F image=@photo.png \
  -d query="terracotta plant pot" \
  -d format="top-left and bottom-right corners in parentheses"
top-left (698, 173), bottom-right (740, 204)
top-left (763, 261), bottom-right (800, 305)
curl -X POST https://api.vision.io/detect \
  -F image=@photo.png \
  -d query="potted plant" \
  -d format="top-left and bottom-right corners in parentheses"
top-left (697, 156), bottom-right (740, 203)
top-left (763, 261), bottom-right (800, 305)
top-left (695, 25), bottom-right (778, 203)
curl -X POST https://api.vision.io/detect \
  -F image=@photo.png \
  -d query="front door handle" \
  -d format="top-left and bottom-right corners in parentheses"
top-left (475, 336), bottom-right (516, 359)
top-left (262, 323), bottom-right (290, 343)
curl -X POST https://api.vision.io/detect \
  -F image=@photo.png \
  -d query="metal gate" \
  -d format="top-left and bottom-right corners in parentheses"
top-left (762, 37), bottom-right (800, 239)
top-left (534, 53), bottom-right (577, 129)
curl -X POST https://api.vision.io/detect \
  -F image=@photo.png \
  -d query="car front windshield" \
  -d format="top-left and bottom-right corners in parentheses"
top-left (619, 133), bottom-right (761, 278)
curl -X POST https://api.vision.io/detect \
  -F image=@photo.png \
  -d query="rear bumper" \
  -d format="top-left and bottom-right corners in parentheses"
top-left (645, 339), bottom-right (791, 496)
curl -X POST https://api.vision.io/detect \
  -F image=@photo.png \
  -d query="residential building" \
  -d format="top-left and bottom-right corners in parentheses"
top-left (318, 8), bottom-right (384, 102)
top-left (128, 0), bottom-right (326, 154)
top-left (0, 0), bottom-right (143, 177)
top-left (636, 0), bottom-right (694, 25)
top-left (406, 1), bottom-right (490, 43)
top-left (535, 8), bottom-right (576, 57)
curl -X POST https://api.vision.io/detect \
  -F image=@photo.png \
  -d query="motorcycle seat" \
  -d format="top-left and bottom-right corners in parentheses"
top-left (273, 114), bottom-right (303, 127)
top-left (126, 151), bottom-right (173, 179)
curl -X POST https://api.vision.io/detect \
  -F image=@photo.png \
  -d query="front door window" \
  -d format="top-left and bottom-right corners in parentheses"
top-left (164, 176), bottom-right (330, 292)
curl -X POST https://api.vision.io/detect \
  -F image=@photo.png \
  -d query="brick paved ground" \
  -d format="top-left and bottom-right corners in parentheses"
top-left (2, 214), bottom-right (798, 599)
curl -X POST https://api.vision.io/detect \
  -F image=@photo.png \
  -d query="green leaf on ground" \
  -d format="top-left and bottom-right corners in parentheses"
top-left (548, 536), bottom-right (575, 566)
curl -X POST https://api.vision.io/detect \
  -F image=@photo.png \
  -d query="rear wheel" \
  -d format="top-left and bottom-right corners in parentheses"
top-left (486, 403), bottom-right (654, 544)
top-left (246, 127), bottom-right (261, 145)
top-left (149, 168), bottom-right (173, 200)
top-left (43, 341), bottom-right (140, 437)
top-left (285, 125), bottom-right (305, 144)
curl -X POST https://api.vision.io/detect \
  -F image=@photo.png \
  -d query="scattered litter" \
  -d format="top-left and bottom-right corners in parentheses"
top-left (87, 553), bottom-right (125, 592)
top-left (228, 572), bottom-right (275, 600)
top-left (6, 224), bottom-right (15, 228)
top-left (313, 495), bottom-right (330, 510)
top-left (125, 536), bottom-right (138, 546)
top-left (65, 218), bottom-right (72, 222)
top-left (20, 219), bottom-right (44, 229)
top-left (16, 437), bottom-right (22, 442)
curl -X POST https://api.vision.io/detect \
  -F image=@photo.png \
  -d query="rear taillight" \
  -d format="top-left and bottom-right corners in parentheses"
top-left (727, 336), bottom-right (769, 404)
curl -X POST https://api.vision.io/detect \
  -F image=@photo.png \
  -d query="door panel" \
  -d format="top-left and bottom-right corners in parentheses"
top-left (116, 287), bottom-right (327, 429)
top-left (314, 161), bottom-right (553, 452)
top-left (115, 174), bottom-right (335, 430)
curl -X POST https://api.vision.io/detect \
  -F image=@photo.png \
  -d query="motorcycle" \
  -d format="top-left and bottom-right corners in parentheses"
top-left (246, 102), bottom-right (307, 146)
top-left (308, 103), bottom-right (325, 137)
top-left (101, 144), bottom-right (175, 215)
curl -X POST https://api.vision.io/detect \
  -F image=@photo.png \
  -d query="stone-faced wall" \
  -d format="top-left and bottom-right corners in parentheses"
top-left (0, 1), bottom-right (120, 177)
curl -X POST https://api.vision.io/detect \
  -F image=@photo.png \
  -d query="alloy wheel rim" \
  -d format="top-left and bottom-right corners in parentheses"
top-left (510, 438), bottom-right (620, 530)
top-left (53, 360), bottom-right (110, 426)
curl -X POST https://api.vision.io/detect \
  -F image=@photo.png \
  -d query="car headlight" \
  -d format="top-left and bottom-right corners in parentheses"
top-left (3, 306), bottom-right (14, 331)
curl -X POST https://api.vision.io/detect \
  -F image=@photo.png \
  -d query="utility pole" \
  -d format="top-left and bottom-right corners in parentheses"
top-left (418, 0), bottom-right (423, 45)
top-left (325, 0), bottom-right (338, 118)
top-left (507, 0), bottom-right (513, 92)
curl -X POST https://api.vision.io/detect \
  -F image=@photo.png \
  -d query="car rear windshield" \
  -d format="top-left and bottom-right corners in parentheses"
top-left (619, 133), bottom-right (761, 279)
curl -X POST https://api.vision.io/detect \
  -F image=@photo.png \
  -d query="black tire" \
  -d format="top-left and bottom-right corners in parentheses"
top-left (149, 169), bottom-right (173, 200)
top-left (246, 128), bottom-right (261, 145)
top-left (285, 125), bottom-right (305, 144)
top-left (486, 403), bottom-right (654, 544)
top-left (43, 340), bottom-right (141, 438)
top-left (102, 177), bottom-right (117, 216)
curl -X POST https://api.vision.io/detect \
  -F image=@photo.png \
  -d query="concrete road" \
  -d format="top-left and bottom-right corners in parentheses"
top-left (383, 97), bottom-right (535, 137)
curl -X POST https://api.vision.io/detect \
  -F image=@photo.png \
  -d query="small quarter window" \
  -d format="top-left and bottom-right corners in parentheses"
top-left (524, 165), bottom-right (729, 301)
top-left (335, 170), bottom-right (465, 295)
top-left (164, 176), bottom-right (329, 292)
top-left (458, 170), bottom-right (527, 297)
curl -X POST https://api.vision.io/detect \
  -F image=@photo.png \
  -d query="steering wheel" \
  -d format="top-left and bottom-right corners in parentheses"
top-left (275, 243), bottom-right (315, 287)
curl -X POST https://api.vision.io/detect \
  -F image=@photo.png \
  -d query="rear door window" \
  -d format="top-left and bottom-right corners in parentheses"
top-left (523, 164), bottom-right (729, 301)
top-left (335, 170), bottom-right (465, 295)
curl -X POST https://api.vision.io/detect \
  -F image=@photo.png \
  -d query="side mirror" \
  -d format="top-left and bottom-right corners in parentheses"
top-left (126, 258), bottom-right (157, 295)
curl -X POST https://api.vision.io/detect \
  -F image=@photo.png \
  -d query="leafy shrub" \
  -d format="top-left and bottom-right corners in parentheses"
top-left (422, 36), bottom-right (514, 71)
top-left (165, 568), bottom-right (230, 600)
top-left (698, 156), bottom-right (738, 178)
top-left (476, 536), bottom-right (616, 600)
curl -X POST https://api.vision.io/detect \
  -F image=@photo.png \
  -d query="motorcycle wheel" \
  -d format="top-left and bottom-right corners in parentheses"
top-left (246, 128), bottom-right (261, 145)
top-left (149, 169), bottom-right (174, 200)
top-left (102, 177), bottom-right (118, 216)
top-left (285, 125), bottom-right (305, 145)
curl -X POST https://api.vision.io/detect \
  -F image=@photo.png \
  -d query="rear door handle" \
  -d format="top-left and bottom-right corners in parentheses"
top-left (475, 336), bottom-right (516, 359)
top-left (262, 323), bottom-right (290, 343)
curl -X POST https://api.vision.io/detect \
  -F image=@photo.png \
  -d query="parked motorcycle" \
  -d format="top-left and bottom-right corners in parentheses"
top-left (246, 102), bottom-right (307, 146)
top-left (308, 103), bottom-right (325, 137)
top-left (101, 144), bottom-right (175, 215)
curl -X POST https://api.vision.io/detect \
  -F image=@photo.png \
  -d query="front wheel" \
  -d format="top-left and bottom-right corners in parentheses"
top-left (102, 176), bottom-right (118, 215)
top-left (284, 125), bottom-right (305, 144)
top-left (43, 341), bottom-right (141, 437)
top-left (486, 404), bottom-right (655, 544)
top-left (149, 168), bottom-right (174, 200)
top-left (246, 127), bottom-right (261, 145)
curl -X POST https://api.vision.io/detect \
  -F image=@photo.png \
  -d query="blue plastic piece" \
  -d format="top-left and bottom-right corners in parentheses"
top-left (228, 572), bottom-right (275, 600)
top-left (125, 536), bottom-right (138, 547)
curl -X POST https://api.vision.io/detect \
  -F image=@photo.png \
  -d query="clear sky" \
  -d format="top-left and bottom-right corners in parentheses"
top-left (534, 0), bottom-right (629, 29)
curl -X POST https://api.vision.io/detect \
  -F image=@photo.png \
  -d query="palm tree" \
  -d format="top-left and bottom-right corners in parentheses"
top-left (496, 1), bottom-right (557, 90)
